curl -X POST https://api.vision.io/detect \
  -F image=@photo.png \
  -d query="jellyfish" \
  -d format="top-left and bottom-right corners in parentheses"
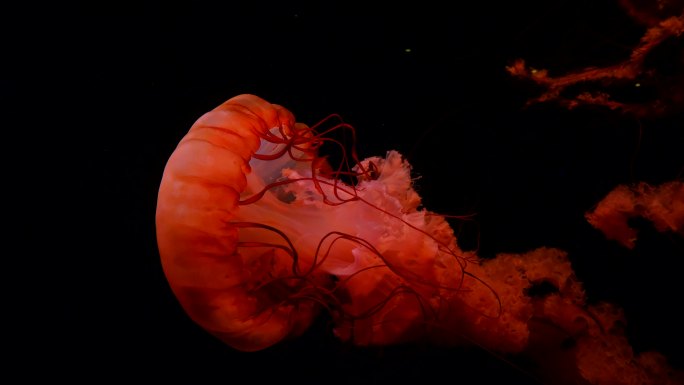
top-left (156, 94), bottom-right (683, 384)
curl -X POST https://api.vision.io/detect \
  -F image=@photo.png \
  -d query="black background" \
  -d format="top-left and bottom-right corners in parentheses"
top-left (14, 1), bottom-right (683, 384)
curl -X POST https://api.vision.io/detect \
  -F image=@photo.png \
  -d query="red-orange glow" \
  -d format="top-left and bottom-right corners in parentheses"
top-left (156, 94), bottom-right (683, 384)
top-left (586, 181), bottom-right (684, 248)
top-left (507, 10), bottom-right (684, 117)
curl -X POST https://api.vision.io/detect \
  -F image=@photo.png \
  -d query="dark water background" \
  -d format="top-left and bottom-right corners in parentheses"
top-left (14, 1), bottom-right (683, 383)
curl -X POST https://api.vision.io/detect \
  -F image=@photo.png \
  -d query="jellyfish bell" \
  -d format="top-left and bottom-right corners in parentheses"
top-left (155, 95), bottom-right (325, 351)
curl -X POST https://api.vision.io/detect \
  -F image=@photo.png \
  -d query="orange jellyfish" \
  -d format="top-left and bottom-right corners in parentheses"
top-left (156, 93), bottom-right (509, 350)
top-left (156, 94), bottom-right (683, 384)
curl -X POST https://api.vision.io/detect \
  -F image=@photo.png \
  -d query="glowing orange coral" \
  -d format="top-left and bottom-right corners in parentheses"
top-left (586, 181), bottom-right (684, 248)
top-left (507, 9), bottom-right (684, 117)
